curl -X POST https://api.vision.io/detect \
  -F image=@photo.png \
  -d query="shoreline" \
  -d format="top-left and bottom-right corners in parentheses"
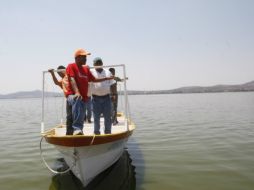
top-left (0, 90), bottom-right (254, 100)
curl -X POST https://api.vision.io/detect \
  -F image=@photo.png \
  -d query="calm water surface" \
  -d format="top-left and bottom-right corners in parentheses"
top-left (0, 92), bottom-right (254, 190)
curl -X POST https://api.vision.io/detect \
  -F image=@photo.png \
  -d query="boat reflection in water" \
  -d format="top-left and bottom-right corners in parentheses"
top-left (49, 149), bottom-right (136, 190)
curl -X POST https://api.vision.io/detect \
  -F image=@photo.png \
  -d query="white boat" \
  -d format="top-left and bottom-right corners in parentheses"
top-left (40, 64), bottom-right (135, 187)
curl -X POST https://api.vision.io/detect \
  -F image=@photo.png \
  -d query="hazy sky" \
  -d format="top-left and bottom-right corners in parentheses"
top-left (0, 0), bottom-right (253, 94)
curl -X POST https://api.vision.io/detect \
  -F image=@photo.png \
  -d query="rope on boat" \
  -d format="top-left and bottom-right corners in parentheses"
top-left (40, 136), bottom-right (77, 174)
top-left (90, 134), bottom-right (96, 145)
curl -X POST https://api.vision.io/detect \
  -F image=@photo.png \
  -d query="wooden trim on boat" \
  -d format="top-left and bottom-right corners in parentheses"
top-left (43, 125), bottom-right (135, 147)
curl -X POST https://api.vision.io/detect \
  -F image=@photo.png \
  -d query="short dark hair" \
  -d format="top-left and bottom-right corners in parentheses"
top-left (57, 65), bottom-right (66, 70)
top-left (109, 68), bottom-right (115, 72)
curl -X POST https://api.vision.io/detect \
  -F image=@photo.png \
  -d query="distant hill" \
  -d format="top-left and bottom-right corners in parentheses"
top-left (0, 90), bottom-right (61, 99)
top-left (0, 80), bottom-right (254, 99)
top-left (127, 80), bottom-right (254, 95)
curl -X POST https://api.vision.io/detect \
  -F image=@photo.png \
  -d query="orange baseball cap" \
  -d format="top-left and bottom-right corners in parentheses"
top-left (74, 48), bottom-right (91, 58)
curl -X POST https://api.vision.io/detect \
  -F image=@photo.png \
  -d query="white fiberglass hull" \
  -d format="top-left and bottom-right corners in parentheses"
top-left (54, 138), bottom-right (127, 186)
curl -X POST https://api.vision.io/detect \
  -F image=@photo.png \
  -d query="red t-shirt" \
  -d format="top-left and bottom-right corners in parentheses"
top-left (66, 63), bottom-right (95, 101)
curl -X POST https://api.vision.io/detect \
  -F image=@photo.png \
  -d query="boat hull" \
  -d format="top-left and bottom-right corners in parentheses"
top-left (54, 138), bottom-right (128, 186)
top-left (42, 118), bottom-right (135, 186)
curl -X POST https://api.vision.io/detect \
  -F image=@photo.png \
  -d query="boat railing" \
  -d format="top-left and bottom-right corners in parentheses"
top-left (41, 64), bottom-right (131, 134)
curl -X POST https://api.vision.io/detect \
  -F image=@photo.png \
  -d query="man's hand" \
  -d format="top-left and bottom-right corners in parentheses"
top-left (73, 92), bottom-right (82, 100)
top-left (107, 76), bottom-right (114, 80)
top-left (111, 95), bottom-right (116, 101)
top-left (48, 69), bottom-right (54, 74)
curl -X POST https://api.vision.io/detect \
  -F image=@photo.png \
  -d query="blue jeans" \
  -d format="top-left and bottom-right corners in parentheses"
top-left (84, 97), bottom-right (92, 121)
top-left (67, 95), bottom-right (86, 132)
top-left (66, 101), bottom-right (73, 135)
top-left (92, 95), bottom-right (112, 134)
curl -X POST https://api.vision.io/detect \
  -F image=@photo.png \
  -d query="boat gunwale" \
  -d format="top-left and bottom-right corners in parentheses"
top-left (42, 124), bottom-right (135, 147)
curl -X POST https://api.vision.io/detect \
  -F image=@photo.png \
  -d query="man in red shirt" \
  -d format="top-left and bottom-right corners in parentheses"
top-left (66, 48), bottom-right (113, 135)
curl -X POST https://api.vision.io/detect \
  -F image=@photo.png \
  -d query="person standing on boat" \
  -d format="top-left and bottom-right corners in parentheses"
top-left (90, 58), bottom-right (115, 135)
top-left (109, 68), bottom-right (124, 125)
top-left (48, 66), bottom-right (74, 135)
top-left (65, 49), bottom-right (113, 135)
top-left (109, 68), bottom-right (128, 125)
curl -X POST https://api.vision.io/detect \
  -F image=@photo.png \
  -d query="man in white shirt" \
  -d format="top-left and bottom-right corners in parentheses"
top-left (90, 57), bottom-right (115, 134)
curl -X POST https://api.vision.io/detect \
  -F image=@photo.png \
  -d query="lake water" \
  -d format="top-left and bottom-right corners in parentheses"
top-left (0, 92), bottom-right (254, 190)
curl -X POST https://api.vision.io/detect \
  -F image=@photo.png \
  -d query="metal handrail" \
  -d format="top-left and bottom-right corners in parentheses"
top-left (41, 64), bottom-right (131, 133)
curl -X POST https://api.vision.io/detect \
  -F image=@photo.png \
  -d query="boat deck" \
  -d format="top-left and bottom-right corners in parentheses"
top-left (54, 114), bottom-right (129, 137)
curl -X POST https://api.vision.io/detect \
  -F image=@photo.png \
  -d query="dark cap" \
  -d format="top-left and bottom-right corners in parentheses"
top-left (93, 57), bottom-right (103, 65)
